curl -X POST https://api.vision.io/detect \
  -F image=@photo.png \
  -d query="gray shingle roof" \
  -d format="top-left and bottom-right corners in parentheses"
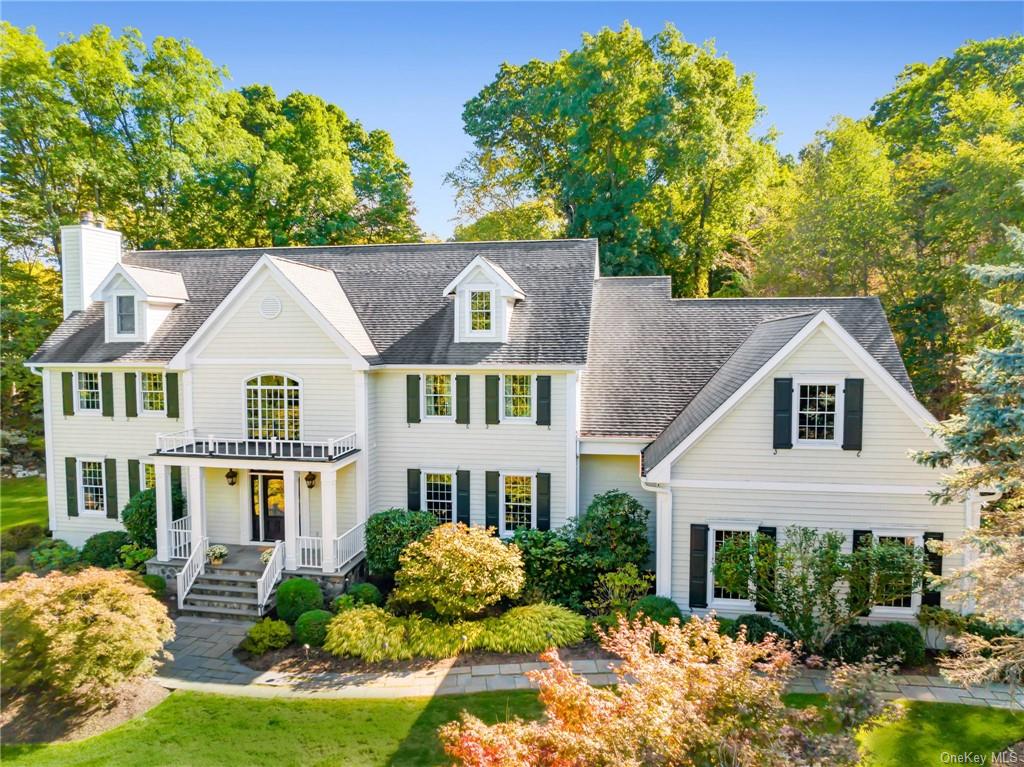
top-left (30, 240), bottom-right (599, 366)
top-left (581, 277), bottom-right (914, 447)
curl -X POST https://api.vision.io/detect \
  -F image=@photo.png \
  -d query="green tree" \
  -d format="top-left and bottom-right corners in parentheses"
top-left (453, 200), bottom-right (562, 242)
top-left (452, 23), bottom-right (777, 295)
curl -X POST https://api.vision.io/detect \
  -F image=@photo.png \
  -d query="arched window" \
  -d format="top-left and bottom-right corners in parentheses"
top-left (245, 374), bottom-right (301, 440)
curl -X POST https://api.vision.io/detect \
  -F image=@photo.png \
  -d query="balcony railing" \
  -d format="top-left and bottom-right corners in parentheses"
top-left (156, 429), bottom-right (357, 462)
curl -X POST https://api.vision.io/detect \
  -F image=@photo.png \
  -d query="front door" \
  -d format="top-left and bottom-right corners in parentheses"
top-left (250, 473), bottom-right (285, 542)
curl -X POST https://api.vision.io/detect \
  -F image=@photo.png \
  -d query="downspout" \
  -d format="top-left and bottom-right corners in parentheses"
top-left (641, 469), bottom-right (674, 599)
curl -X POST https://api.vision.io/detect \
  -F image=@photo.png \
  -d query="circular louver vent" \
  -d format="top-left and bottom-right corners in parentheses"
top-left (259, 295), bottom-right (282, 319)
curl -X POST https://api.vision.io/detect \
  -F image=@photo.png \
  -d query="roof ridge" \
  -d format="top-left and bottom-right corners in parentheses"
top-left (128, 238), bottom-right (596, 255)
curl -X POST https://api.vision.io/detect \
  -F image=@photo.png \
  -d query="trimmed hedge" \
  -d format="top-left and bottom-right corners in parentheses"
top-left (365, 508), bottom-right (437, 578)
top-left (276, 578), bottom-right (324, 624)
top-left (347, 582), bottom-right (383, 606)
top-left (824, 622), bottom-right (927, 668)
top-left (630, 595), bottom-right (684, 625)
top-left (121, 488), bottom-right (186, 549)
top-left (81, 531), bottom-right (131, 568)
top-left (295, 609), bottom-right (333, 647)
top-left (241, 618), bottom-right (292, 655)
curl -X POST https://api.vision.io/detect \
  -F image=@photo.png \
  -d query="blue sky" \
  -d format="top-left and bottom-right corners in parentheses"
top-left (6, 2), bottom-right (1021, 238)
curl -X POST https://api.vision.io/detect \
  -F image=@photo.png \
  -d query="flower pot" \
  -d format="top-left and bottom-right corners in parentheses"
top-left (210, 558), bottom-right (224, 567)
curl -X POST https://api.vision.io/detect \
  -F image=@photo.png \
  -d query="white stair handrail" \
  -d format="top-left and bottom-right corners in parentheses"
top-left (333, 521), bottom-right (366, 571)
top-left (257, 541), bottom-right (285, 614)
top-left (176, 536), bottom-right (207, 610)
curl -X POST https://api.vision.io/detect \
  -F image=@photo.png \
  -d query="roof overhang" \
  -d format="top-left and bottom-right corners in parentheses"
top-left (91, 263), bottom-right (189, 304)
top-left (442, 254), bottom-right (526, 300)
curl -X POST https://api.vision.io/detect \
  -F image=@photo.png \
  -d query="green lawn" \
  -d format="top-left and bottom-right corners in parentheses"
top-left (3, 690), bottom-right (1021, 767)
top-left (0, 476), bottom-right (48, 531)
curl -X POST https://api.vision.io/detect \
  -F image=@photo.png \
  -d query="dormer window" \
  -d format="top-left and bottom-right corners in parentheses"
top-left (443, 255), bottom-right (525, 344)
top-left (93, 263), bottom-right (188, 344)
top-left (470, 290), bottom-right (492, 332)
top-left (116, 295), bottom-right (136, 335)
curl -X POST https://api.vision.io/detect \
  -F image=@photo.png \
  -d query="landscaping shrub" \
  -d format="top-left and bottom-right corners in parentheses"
top-left (725, 614), bottom-right (795, 644)
top-left (4, 565), bottom-right (30, 580)
top-left (477, 604), bottom-right (587, 653)
top-left (347, 581), bottom-right (383, 606)
top-left (141, 574), bottom-right (166, 597)
top-left (240, 618), bottom-right (292, 655)
top-left (825, 622), bottom-right (927, 668)
top-left (29, 539), bottom-right (80, 573)
top-left (276, 578), bottom-right (324, 623)
top-left (364, 508), bottom-right (437, 578)
top-left (80, 530), bottom-right (131, 568)
top-left (0, 568), bottom-right (174, 703)
top-left (0, 523), bottom-right (44, 552)
top-left (118, 543), bottom-right (156, 572)
top-left (585, 563), bottom-right (653, 615)
top-left (325, 605), bottom-right (424, 662)
top-left (0, 550), bottom-right (15, 572)
top-left (294, 609), bottom-right (333, 647)
top-left (630, 595), bottom-right (684, 625)
top-left (121, 487), bottom-right (186, 549)
top-left (333, 594), bottom-right (356, 613)
top-left (389, 523), bottom-right (524, 619)
top-left (512, 527), bottom-right (591, 611)
top-left (576, 490), bottom-right (650, 573)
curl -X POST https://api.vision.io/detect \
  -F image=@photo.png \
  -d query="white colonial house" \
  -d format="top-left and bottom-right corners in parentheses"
top-left (28, 217), bottom-right (985, 621)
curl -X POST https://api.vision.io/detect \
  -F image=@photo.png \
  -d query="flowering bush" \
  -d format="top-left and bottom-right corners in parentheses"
top-left (0, 568), bottom-right (174, 703)
top-left (389, 523), bottom-right (524, 619)
top-left (440, 615), bottom-right (900, 767)
top-left (206, 544), bottom-right (229, 563)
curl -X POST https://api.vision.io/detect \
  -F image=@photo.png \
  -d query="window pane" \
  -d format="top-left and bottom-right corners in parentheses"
top-left (116, 295), bottom-right (135, 334)
top-left (713, 529), bottom-right (750, 600)
top-left (425, 473), bottom-right (454, 524)
top-left (876, 535), bottom-right (914, 608)
top-left (246, 377), bottom-right (301, 440)
top-left (77, 372), bottom-right (100, 411)
top-left (81, 460), bottom-right (105, 512)
top-left (424, 375), bottom-right (453, 417)
top-left (503, 375), bottom-right (532, 418)
top-left (141, 372), bottom-right (165, 411)
top-left (470, 291), bottom-right (492, 331)
top-left (798, 384), bottom-right (837, 441)
top-left (143, 463), bottom-right (156, 490)
top-left (503, 474), bottom-right (532, 532)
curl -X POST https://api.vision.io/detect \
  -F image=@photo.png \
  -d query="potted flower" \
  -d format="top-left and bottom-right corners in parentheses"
top-left (260, 548), bottom-right (275, 566)
top-left (207, 544), bottom-right (229, 566)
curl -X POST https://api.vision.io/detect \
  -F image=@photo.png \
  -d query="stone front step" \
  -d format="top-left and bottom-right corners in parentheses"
top-left (179, 603), bottom-right (261, 620)
top-left (185, 593), bottom-right (259, 609)
top-left (194, 572), bottom-right (261, 586)
top-left (191, 583), bottom-right (259, 597)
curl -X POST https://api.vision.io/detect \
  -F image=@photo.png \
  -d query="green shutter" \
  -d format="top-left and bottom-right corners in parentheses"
top-left (689, 524), bottom-right (709, 608)
top-left (101, 372), bottom-right (114, 417)
top-left (773, 378), bottom-right (793, 449)
top-left (124, 372), bottom-right (138, 418)
top-left (104, 458), bottom-right (118, 519)
top-left (62, 372), bottom-right (75, 416)
top-left (922, 532), bottom-right (944, 607)
top-left (850, 530), bottom-right (873, 614)
top-left (406, 375), bottom-right (420, 424)
top-left (128, 458), bottom-right (140, 498)
top-left (842, 378), bottom-right (864, 451)
top-left (485, 471), bottom-right (499, 530)
top-left (754, 526), bottom-right (777, 612)
top-left (485, 375), bottom-right (499, 425)
top-left (536, 472), bottom-right (551, 531)
top-left (407, 468), bottom-right (421, 510)
top-left (456, 469), bottom-right (470, 525)
top-left (455, 375), bottom-right (470, 425)
top-left (165, 373), bottom-right (179, 419)
top-left (536, 376), bottom-right (551, 426)
top-left (65, 457), bottom-right (78, 517)
top-left (169, 465), bottom-right (183, 520)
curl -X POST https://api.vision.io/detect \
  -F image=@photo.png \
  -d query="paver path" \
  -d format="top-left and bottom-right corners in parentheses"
top-left (156, 617), bottom-right (1024, 707)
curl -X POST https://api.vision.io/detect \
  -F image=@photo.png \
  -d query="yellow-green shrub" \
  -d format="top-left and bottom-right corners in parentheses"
top-left (478, 604), bottom-right (587, 653)
top-left (389, 523), bottom-right (524, 619)
top-left (0, 568), bottom-right (174, 703)
top-left (241, 618), bottom-right (292, 655)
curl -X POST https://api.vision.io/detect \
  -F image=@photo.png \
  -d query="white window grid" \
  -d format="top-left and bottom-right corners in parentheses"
top-left (79, 459), bottom-right (106, 514)
top-left (143, 462), bottom-right (156, 490)
top-left (116, 295), bottom-right (136, 334)
top-left (423, 471), bottom-right (455, 524)
top-left (245, 375), bottom-right (301, 440)
top-left (77, 372), bottom-right (101, 412)
top-left (140, 372), bottom-right (165, 412)
top-left (874, 534), bottom-right (918, 609)
top-left (501, 473), bottom-right (534, 535)
top-left (470, 290), bottom-right (492, 331)
top-left (423, 374), bottom-right (454, 418)
top-left (712, 528), bottom-right (752, 601)
top-left (502, 374), bottom-right (533, 421)
top-left (797, 383), bottom-right (837, 441)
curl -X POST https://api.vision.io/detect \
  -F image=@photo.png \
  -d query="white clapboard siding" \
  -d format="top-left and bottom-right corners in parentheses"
top-left (579, 453), bottom-right (657, 549)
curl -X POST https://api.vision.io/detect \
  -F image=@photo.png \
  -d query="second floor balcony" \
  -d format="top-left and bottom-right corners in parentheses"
top-left (155, 428), bottom-right (358, 462)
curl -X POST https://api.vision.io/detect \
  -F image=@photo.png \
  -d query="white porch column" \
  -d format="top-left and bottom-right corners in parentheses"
top-left (655, 486), bottom-right (673, 598)
top-left (283, 468), bottom-right (298, 570)
top-left (354, 371), bottom-right (369, 523)
top-left (187, 465), bottom-right (206, 551)
top-left (321, 468), bottom-right (338, 572)
top-left (155, 464), bottom-right (172, 561)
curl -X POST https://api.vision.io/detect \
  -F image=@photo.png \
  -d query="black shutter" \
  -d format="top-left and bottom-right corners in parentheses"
top-left (842, 378), bottom-right (864, 451)
top-left (773, 378), bottom-right (793, 449)
top-left (851, 529), bottom-right (873, 613)
top-left (485, 375), bottom-right (500, 425)
top-left (407, 468), bottom-right (421, 510)
top-left (689, 524), bottom-right (709, 608)
top-left (456, 469), bottom-right (470, 525)
top-left (101, 372), bottom-right (114, 417)
top-left (124, 372), bottom-right (138, 418)
top-left (755, 526), bottom-right (777, 612)
top-left (922, 532), bottom-right (944, 607)
top-left (65, 457), bottom-right (78, 517)
top-left (406, 375), bottom-right (420, 423)
top-left (485, 471), bottom-right (499, 530)
top-left (537, 376), bottom-right (551, 426)
top-left (62, 372), bottom-right (75, 416)
top-left (169, 465), bottom-right (183, 520)
top-left (166, 373), bottom-right (180, 419)
top-left (104, 458), bottom-right (118, 519)
top-left (536, 472), bottom-right (551, 531)
top-left (455, 375), bottom-right (470, 425)
top-left (128, 459), bottom-right (140, 498)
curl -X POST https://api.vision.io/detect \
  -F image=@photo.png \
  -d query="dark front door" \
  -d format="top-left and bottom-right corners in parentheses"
top-left (251, 473), bottom-right (285, 542)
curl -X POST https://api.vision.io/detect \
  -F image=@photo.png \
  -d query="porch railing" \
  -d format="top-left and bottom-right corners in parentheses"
top-left (297, 536), bottom-right (322, 569)
top-left (333, 521), bottom-right (366, 570)
top-left (176, 536), bottom-right (207, 610)
top-left (155, 429), bottom-right (358, 462)
top-left (257, 540), bottom-right (285, 614)
top-left (170, 515), bottom-right (191, 559)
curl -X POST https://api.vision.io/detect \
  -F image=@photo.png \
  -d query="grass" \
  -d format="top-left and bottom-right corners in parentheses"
top-left (3, 690), bottom-right (1021, 767)
top-left (0, 476), bottom-right (47, 531)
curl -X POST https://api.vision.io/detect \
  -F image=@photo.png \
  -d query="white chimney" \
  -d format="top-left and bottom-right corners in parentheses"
top-left (60, 214), bottom-right (123, 318)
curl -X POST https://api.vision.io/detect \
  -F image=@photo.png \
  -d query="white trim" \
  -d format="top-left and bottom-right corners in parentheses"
top-left (791, 376), bottom-right (844, 448)
top-left (90, 262), bottom-right (188, 304)
top-left (191, 358), bottom-right (355, 367)
top-left (497, 470), bottom-right (537, 536)
top-left (373, 363), bottom-right (584, 371)
top-left (76, 456), bottom-right (108, 518)
top-left (111, 292), bottom-right (143, 341)
top-left (645, 311), bottom-right (942, 481)
top-left (354, 371), bottom-right (369, 523)
top-left (242, 371), bottom-right (304, 441)
top-left (661, 478), bottom-right (936, 495)
top-left (579, 438), bottom-right (649, 455)
top-left (139, 460), bottom-right (157, 491)
top-left (498, 373), bottom-right (536, 424)
top-left (442, 254), bottom-right (526, 299)
top-left (421, 373), bottom-right (456, 422)
top-left (865, 529), bottom-right (924, 617)
top-left (73, 370), bottom-right (102, 415)
top-left (465, 287), bottom-right (496, 338)
top-left (138, 370), bottom-right (167, 416)
top-left (565, 372), bottom-right (578, 519)
top-left (41, 369), bottom-right (57, 531)
top-left (149, 453), bottom-right (360, 474)
top-left (420, 468), bottom-right (457, 525)
top-left (708, 522), bottom-right (759, 612)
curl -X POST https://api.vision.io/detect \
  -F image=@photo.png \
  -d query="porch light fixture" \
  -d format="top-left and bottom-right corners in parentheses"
top-left (304, 472), bottom-right (317, 489)
top-left (225, 469), bottom-right (238, 487)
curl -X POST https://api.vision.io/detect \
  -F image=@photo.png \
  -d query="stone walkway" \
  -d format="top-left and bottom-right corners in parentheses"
top-left (156, 617), bottom-right (1024, 707)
